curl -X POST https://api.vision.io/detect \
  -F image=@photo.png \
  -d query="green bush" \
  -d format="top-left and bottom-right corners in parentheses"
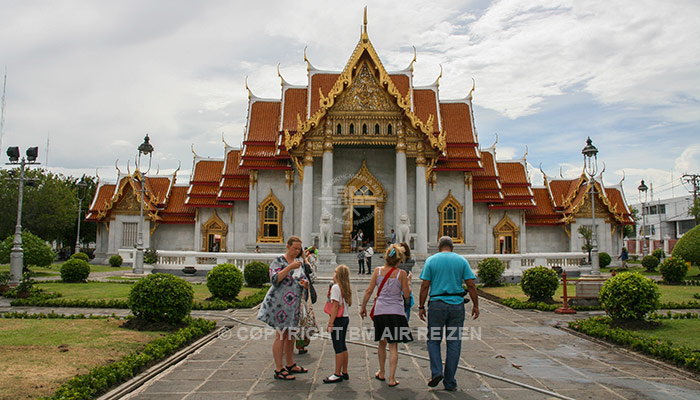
top-left (143, 248), bottom-right (158, 264)
top-left (672, 225), bottom-right (700, 265)
top-left (477, 257), bottom-right (505, 287)
top-left (599, 252), bottom-right (611, 268)
top-left (60, 259), bottom-right (91, 283)
top-left (599, 272), bottom-right (660, 321)
top-left (0, 231), bottom-right (55, 270)
top-left (659, 256), bottom-right (688, 284)
top-left (207, 263), bottom-right (244, 299)
top-left (71, 252), bottom-right (90, 262)
top-left (128, 273), bottom-right (193, 324)
top-left (520, 266), bottom-right (558, 302)
top-left (109, 254), bottom-right (123, 267)
top-left (641, 255), bottom-right (659, 272)
top-left (244, 261), bottom-right (269, 287)
top-left (652, 248), bottom-right (665, 261)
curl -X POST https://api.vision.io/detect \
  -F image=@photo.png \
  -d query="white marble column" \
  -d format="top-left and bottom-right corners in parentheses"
top-left (300, 153), bottom-right (314, 245)
top-left (321, 141), bottom-right (334, 248)
top-left (520, 211), bottom-right (527, 253)
top-left (395, 138), bottom-right (408, 240)
top-left (464, 172), bottom-right (474, 243)
top-left (415, 159), bottom-right (428, 255)
top-left (247, 171), bottom-right (258, 246)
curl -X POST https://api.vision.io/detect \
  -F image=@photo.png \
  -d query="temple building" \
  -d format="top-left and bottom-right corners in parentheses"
top-left (86, 14), bottom-right (634, 266)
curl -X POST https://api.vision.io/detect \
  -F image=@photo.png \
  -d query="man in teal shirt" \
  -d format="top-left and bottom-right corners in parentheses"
top-left (419, 236), bottom-right (479, 391)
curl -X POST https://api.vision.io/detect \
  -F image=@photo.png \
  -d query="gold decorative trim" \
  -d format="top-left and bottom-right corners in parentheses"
top-left (464, 172), bottom-right (473, 190)
top-left (201, 211), bottom-right (228, 252)
top-left (340, 160), bottom-right (387, 253)
top-left (493, 212), bottom-right (520, 254)
top-left (257, 189), bottom-right (284, 243)
top-left (437, 190), bottom-right (464, 244)
top-left (249, 170), bottom-right (258, 190)
top-left (285, 170), bottom-right (294, 190)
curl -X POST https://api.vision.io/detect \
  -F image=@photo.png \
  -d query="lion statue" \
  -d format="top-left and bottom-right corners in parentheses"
top-left (320, 211), bottom-right (333, 249)
top-left (397, 214), bottom-right (410, 244)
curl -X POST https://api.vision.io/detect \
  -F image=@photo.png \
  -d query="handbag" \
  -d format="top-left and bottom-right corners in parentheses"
top-left (324, 286), bottom-right (344, 317)
top-left (297, 291), bottom-right (318, 339)
top-left (370, 267), bottom-right (396, 320)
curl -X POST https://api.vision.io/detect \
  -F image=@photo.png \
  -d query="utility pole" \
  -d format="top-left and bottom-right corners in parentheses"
top-left (1, 67), bottom-right (6, 153)
top-left (683, 173), bottom-right (700, 225)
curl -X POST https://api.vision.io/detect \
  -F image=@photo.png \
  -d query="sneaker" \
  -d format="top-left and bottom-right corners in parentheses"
top-left (323, 374), bottom-right (343, 384)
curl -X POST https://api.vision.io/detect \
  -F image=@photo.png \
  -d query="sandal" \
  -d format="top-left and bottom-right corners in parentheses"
top-left (388, 380), bottom-right (400, 387)
top-left (374, 372), bottom-right (385, 381)
top-left (285, 363), bottom-right (308, 374)
top-left (274, 369), bottom-right (295, 380)
top-left (323, 374), bottom-right (343, 384)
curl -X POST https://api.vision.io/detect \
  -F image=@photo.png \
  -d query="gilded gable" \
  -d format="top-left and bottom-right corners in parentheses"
top-left (330, 62), bottom-right (402, 115)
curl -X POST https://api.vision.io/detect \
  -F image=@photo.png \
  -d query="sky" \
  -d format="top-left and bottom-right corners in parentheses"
top-left (1, 0), bottom-right (699, 204)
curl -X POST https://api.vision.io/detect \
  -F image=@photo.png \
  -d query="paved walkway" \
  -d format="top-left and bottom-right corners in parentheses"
top-left (114, 282), bottom-right (700, 400)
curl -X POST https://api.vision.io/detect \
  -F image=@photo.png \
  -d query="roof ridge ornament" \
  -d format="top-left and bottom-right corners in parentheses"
top-left (115, 159), bottom-right (121, 176)
top-left (432, 64), bottom-right (443, 87)
top-left (409, 46), bottom-right (417, 72)
top-left (95, 168), bottom-right (100, 182)
top-left (619, 170), bottom-right (625, 185)
top-left (363, 6), bottom-right (368, 35)
top-left (245, 76), bottom-right (254, 99)
top-left (191, 144), bottom-right (200, 159)
top-left (467, 77), bottom-right (476, 100)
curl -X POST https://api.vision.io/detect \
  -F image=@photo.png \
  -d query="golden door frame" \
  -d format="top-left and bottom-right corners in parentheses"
top-left (201, 211), bottom-right (228, 252)
top-left (493, 212), bottom-right (520, 254)
top-left (340, 161), bottom-right (387, 253)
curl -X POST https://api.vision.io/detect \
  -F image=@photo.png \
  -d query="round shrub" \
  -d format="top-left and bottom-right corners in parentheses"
top-left (109, 254), bottom-right (123, 267)
top-left (651, 248), bottom-right (665, 261)
top-left (520, 266), bottom-right (559, 302)
top-left (659, 256), bottom-right (688, 284)
top-left (244, 261), bottom-right (269, 287)
top-left (641, 255), bottom-right (659, 272)
top-left (477, 257), bottom-right (505, 287)
top-left (207, 263), bottom-right (244, 299)
top-left (128, 273), bottom-right (193, 324)
top-left (60, 258), bottom-right (91, 283)
top-left (71, 252), bottom-right (90, 262)
top-left (0, 230), bottom-right (55, 269)
top-left (672, 224), bottom-right (700, 266)
top-left (600, 272), bottom-right (660, 321)
top-left (599, 252), bottom-right (611, 268)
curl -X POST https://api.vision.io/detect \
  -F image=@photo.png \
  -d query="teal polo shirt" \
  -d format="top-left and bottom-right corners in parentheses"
top-left (419, 251), bottom-right (475, 305)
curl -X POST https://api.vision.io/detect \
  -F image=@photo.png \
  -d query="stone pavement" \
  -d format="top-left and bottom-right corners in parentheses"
top-left (117, 281), bottom-right (700, 400)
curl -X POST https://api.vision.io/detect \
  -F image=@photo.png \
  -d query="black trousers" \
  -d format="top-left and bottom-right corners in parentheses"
top-left (366, 256), bottom-right (372, 273)
top-left (358, 259), bottom-right (365, 274)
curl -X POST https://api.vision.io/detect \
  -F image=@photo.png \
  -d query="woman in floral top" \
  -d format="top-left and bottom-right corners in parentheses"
top-left (257, 235), bottom-right (310, 381)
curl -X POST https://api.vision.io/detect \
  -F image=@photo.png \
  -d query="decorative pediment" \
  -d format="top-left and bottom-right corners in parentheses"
top-left (201, 211), bottom-right (228, 234)
top-left (344, 160), bottom-right (386, 203)
top-left (330, 62), bottom-right (402, 114)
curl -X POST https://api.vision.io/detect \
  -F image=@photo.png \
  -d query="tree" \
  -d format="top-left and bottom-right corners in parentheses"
top-left (624, 206), bottom-right (641, 238)
top-left (578, 225), bottom-right (593, 263)
top-left (689, 197), bottom-right (700, 226)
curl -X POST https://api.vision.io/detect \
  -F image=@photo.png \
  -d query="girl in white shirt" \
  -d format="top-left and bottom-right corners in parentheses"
top-left (323, 264), bottom-right (352, 383)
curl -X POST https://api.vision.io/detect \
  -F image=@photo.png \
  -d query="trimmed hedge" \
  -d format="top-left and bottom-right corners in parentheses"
top-left (659, 256), bottom-right (688, 284)
top-left (672, 224), bottom-right (700, 265)
top-left (244, 261), bottom-right (269, 287)
top-left (520, 266), bottom-right (558, 302)
top-left (599, 252), bottom-right (611, 268)
top-left (0, 230), bottom-right (55, 268)
top-left (568, 316), bottom-right (700, 373)
top-left (599, 272), bottom-right (660, 321)
top-left (128, 274), bottom-right (194, 324)
top-left (641, 255), bottom-right (659, 272)
top-left (652, 248), bottom-right (665, 261)
top-left (477, 257), bottom-right (505, 287)
top-left (207, 263), bottom-right (244, 300)
top-left (499, 297), bottom-right (602, 312)
top-left (46, 318), bottom-right (216, 400)
top-left (60, 259), bottom-right (91, 283)
top-left (109, 254), bottom-right (123, 267)
top-left (71, 252), bottom-right (90, 262)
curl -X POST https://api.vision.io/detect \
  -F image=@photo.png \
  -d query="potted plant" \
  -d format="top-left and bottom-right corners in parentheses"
top-left (143, 248), bottom-right (158, 274)
top-left (182, 266), bottom-right (197, 275)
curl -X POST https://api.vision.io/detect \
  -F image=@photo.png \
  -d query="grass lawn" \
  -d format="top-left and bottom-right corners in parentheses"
top-left (35, 281), bottom-right (259, 302)
top-left (628, 319), bottom-right (700, 352)
top-left (601, 265), bottom-right (700, 279)
top-left (0, 318), bottom-right (165, 400)
top-left (0, 264), bottom-right (132, 277)
top-left (480, 283), bottom-right (700, 304)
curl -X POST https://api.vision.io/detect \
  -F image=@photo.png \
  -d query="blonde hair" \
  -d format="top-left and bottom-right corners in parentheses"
top-left (384, 243), bottom-right (405, 267)
top-left (334, 265), bottom-right (353, 306)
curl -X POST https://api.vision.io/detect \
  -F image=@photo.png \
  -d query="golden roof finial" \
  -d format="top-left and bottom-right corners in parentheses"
top-left (363, 6), bottom-right (368, 34)
top-left (244, 76), bottom-right (253, 99)
top-left (468, 77), bottom-right (476, 100)
top-left (303, 46), bottom-right (312, 72)
top-left (432, 64), bottom-right (443, 87)
top-left (115, 159), bottom-right (121, 175)
top-left (277, 63), bottom-right (284, 86)
top-left (191, 144), bottom-right (200, 158)
top-left (619, 170), bottom-right (625, 185)
top-left (409, 45), bottom-right (417, 71)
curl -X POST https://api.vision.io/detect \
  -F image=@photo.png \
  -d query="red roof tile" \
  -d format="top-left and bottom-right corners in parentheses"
top-left (497, 162), bottom-right (529, 186)
top-left (282, 88), bottom-right (307, 131)
top-left (223, 150), bottom-right (247, 177)
top-left (389, 74), bottom-right (410, 99)
top-left (192, 160), bottom-right (223, 183)
top-left (413, 89), bottom-right (438, 132)
top-left (440, 103), bottom-right (476, 145)
top-left (85, 184), bottom-right (116, 221)
top-left (246, 101), bottom-right (281, 143)
top-left (161, 186), bottom-right (195, 215)
top-left (188, 185), bottom-right (218, 197)
top-left (310, 74), bottom-right (339, 116)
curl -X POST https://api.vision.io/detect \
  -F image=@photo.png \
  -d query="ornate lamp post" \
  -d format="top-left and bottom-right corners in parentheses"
top-left (638, 180), bottom-right (648, 257)
top-left (133, 135), bottom-right (154, 275)
top-left (5, 146), bottom-right (40, 285)
top-left (582, 137), bottom-right (600, 275)
top-left (74, 176), bottom-right (87, 254)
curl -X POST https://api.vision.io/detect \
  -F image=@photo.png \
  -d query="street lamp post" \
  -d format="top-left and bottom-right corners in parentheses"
top-left (74, 176), bottom-right (87, 254)
top-left (133, 135), bottom-right (154, 275)
top-left (5, 146), bottom-right (40, 285)
top-left (582, 137), bottom-right (600, 275)
top-left (638, 180), bottom-right (648, 257)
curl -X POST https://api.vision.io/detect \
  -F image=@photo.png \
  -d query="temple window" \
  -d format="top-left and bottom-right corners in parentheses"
top-left (362, 123), bottom-right (368, 134)
top-left (258, 190), bottom-right (284, 243)
top-left (437, 191), bottom-right (464, 243)
top-left (387, 124), bottom-right (392, 135)
top-left (337, 123), bottom-right (342, 135)
top-left (201, 211), bottom-right (228, 252)
top-left (375, 123), bottom-right (380, 134)
top-left (493, 213), bottom-right (520, 254)
top-left (349, 123), bottom-right (355, 135)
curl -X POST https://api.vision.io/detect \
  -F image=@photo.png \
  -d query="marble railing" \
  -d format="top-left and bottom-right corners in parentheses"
top-left (118, 249), bottom-right (278, 272)
top-left (459, 252), bottom-right (587, 273)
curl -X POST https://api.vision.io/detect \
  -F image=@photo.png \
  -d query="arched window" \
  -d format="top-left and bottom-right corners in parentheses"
top-left (336, 123), bottom-right (342, 135)
top-left (437, 190), bottom-right (464, 243)
top-left (375, 123), bottom-right (380, 135)
top-left (362, 123), bottom-right (368, 134)
top-left (258, 190), bottom-right (284, 243)
top-left (349, 123), bottom-right (355, 135)
top-left (387, 124), bottom-right (393, 135)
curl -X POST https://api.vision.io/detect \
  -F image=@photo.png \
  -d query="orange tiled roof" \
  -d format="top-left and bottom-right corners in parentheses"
top-left (246, 101), bottom-right (281, 143)
top-left (242, 145), bottom-right (277, 159)
top-left (143, 176), bottom-right (172, 206)
top-left (85, 183), bottom-right (115, 221)
top-left (434, 159), bottom-right (481, 171)
top-left (310, 74), bottom-right (339, 116)
top-left (440, 103), bottom-right (476, 145)
top-left (389, 74), bottom-right (410, 99)
top-left (473, 179), bottom-right (501, 192)
top-left (223, 149), bottom-right (246, 177)
top-left (185, 196), bottom-right (227, 207)
top-left (240, 159), bottom-right (290, 169)
top-left (160, 186), bottom-right (195, 216)
top-left (502, 187), bottom-right (533, 197)
top-left (473, 191), bottom-right (504, 202)
top-left (413, 89), bottom-right (438, 132)
top-left (282, 88), bottom-right (308, 131)
top-left (444, 147), bottom-right (479, 159)
top-left (605, 187), bottom-right (635, 224)
top-left (525, 188), bottom-right (563, 225)
top-left (192, 160), bottom-right (224, 183)
top-left (473, 151), bottom-right (497, 177)
top-left (497, 162), bottom-right (529, 186)
top-left (188, 185), bottom-right (218, 197)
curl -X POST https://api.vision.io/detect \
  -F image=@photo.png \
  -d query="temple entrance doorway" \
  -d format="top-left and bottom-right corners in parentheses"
top-left (353, 205), bottom-right (375, 247)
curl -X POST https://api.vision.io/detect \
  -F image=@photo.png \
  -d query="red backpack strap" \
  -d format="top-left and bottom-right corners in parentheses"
top-left (374, 267), bottom-right (396, 303)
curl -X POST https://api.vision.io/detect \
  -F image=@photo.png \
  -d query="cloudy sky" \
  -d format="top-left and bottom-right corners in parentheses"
top-left (1, 0), bottom-right (699, 205)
